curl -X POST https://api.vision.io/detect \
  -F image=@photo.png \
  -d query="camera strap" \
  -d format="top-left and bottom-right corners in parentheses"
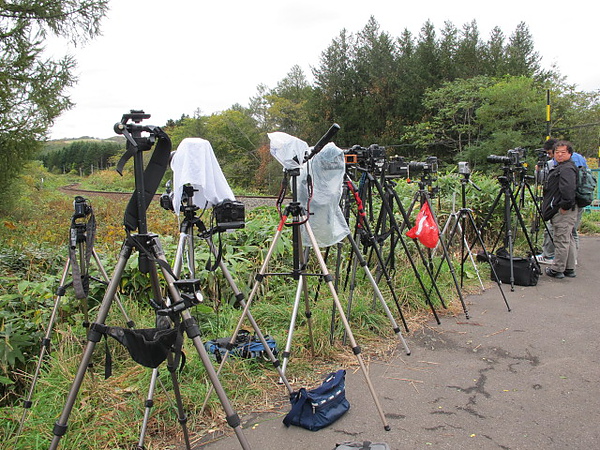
top-left (205, 233), bottom-right (224, 272)
top-left (123, 128), bottom-right (172, 231)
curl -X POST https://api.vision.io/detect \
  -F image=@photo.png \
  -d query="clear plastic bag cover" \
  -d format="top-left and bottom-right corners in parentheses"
top-left (299, 143), bottom-right (349, 247)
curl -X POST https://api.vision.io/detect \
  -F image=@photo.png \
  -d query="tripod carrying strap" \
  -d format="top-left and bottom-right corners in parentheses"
top-left (123, 128), bottom-right (172, 231)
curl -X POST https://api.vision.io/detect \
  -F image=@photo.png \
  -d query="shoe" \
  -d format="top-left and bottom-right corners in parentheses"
top-left (545, 267), bottom-right (565, 279)
top-left (564, 269), bottom-right (576, 278)
top-left (536, 254), bottom-right (555, 264)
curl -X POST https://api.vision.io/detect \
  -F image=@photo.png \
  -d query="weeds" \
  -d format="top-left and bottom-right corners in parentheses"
top-left (1, 164), bottom-right (597, 448)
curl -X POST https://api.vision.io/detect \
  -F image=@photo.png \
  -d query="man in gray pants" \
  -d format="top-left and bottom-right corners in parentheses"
top-left (536, 138), bottom-right (587, 264)
top-left (541, 140), bottom-right (578, 278)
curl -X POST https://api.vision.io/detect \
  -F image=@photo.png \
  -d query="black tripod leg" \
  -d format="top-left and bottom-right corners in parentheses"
top-left (424, 197), bottom-right (470, 319)
top-left (165, 352), bottom-right (191, 450)
top-left (340, 249), bottom-right (360, 345)
top-left (355, 175), bottom-right (441, 323)
top-left (345, 233), bottom-right (411, 355)
top-left (507, 189), bottom-right (542, 272)
top-left (389, 186), bottom-right (448, 309)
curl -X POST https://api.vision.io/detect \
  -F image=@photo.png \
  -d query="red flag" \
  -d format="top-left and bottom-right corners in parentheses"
top-left (406, 202), bottom-right (439, 248)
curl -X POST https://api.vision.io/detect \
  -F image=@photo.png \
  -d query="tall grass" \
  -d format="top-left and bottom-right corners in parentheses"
top-left (3, 163), bottom-right (595, 448)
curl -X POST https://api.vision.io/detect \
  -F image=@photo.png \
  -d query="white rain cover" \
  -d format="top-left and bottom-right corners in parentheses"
top-left (268, 131), bottom-right (309, 170)
top-left (170, 137), bottom-right (235, 213)
top-left (299, 142), bottom-right (350, 247)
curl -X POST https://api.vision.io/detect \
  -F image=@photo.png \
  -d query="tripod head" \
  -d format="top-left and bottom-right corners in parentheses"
top-left (410, 157), bottom-right (440, 198)
top-left (70, 196), bottom-right (94, 248)
top-left (457, 162), bottom-right (482, 191)
top-left (114, 110), bottom-right (161, 175)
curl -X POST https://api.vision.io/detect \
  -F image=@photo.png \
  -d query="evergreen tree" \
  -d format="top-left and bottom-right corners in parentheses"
top-left (438, 21), bottom-right (459, 81)
top-left (0, 1), bottom-right (109, 200)
top-left (454, 20), bottom-right (483, 79)
top-left (505, 22), bottom-right (540, 76)
top-left (482, 27), bottom-right (505, 76)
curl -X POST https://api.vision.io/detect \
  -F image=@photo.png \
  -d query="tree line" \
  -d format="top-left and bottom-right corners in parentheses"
top-left (3, 6), bottom-right (599, 200)
top-left (157, 17), bottom-right (599, 192)
top-left (41, 140), bottom-right (122, 175)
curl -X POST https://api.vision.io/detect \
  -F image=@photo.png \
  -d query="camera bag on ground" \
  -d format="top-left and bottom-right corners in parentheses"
top-left (334, 442), bottom-right (391, 450)
top-left (489, 249), bottom-right (540, 286)
top-left (283, 369), bottom-right (350, 431)
top-left (204, 329), bottom-right (278, 362)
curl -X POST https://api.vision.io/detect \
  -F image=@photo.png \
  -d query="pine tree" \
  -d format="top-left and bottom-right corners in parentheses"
top-left (0, 1), bottom-right (109, 202)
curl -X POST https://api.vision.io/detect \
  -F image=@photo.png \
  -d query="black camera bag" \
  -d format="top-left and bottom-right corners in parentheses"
top-left (489, 253), bottom-right (540, 286)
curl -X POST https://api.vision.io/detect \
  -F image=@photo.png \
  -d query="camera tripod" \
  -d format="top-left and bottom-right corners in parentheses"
top-left (48, 112), bottom-right (250, 450)
top-left (516, 166), bottom-right (553, 252)
top-left (309, 175), bottom-right (412, 353)
top-left (434, 172), bottom-right (510, 311)
top-left (353, 166), bottom-right (447, 323)
top-left (15, 197), bottom-right (135, 441)
top-left (478, 165), bottom-right (541, 291)
top-left (436, 189), bottom-right (485, 291)
top-left (238, 127), bottom-right (392, 430)
top-left (398, 173), bottom-right (470, 319)
top-left (162, 185), bottom-right (295, 431)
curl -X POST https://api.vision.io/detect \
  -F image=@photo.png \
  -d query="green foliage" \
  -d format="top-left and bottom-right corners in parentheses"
top-left (0, 0), bottom-right (109, 195)
top-left (41, 140), bottom-right (122, 175)
top-left (580, 210), bottom-right (600, 234)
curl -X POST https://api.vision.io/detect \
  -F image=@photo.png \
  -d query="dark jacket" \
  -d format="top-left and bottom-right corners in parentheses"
top-left (541, 158), bottom-right (577, 221)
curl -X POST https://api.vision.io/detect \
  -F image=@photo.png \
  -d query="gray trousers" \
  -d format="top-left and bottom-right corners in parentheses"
top-left (541, 206), bottom-right (583, 257)
top-left (549, 208), bottom-right (577, 273)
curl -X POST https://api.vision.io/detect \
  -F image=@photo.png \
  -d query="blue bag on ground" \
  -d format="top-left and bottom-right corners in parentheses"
top-left (283, 369), bottom-right (350, 431)
top-left (204, 329), bottom-right (278, 362)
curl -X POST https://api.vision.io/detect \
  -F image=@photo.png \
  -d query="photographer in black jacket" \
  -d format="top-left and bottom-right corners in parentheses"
top-left (541, 140), bottom-right (578, 278)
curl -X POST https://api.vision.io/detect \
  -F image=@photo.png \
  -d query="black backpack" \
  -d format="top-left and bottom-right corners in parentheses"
top-left (575, 166), bottom-right (596, 207)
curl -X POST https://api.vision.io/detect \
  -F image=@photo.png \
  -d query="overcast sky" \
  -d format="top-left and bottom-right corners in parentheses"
top-left (46, 0), bottom-right (599, 140)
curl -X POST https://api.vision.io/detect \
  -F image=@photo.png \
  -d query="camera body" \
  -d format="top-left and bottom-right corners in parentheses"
top-left (409, 156), bottom-right (439, 174)
top-left (73, 196), bottom-right (91, 219)
top-left (487, 147), bottom-right (527, 166)
top-left (458, 161), bottom-right (471, 175)
top-left (344, 144), bottom-right (385, 165)
top-left (213, 199), bottom-right (245, 231)
top-left (385, 156), bottom-right (408, 178)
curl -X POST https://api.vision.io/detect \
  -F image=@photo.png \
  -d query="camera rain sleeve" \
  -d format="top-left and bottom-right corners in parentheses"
top-left (298, 142), bottom-right (350, 247)
top-left (170, 138), bottom-right (236, 212)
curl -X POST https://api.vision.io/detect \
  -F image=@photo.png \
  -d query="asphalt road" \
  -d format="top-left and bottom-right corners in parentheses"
top-left (198, 235), bottom-right (600, 450)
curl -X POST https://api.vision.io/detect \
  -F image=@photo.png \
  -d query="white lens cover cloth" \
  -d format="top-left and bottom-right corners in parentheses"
top-left (170, 137), bottom-right (235, 213)
top-left (268, 131), bottom-right (309, 170)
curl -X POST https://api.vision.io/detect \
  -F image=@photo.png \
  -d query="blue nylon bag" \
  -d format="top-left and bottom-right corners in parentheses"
top-left (283, 369), bottom-right (350, 431)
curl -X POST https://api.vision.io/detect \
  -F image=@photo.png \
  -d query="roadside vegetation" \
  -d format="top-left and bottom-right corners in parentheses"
top-left (1, 160), bottom-right (598, 449)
